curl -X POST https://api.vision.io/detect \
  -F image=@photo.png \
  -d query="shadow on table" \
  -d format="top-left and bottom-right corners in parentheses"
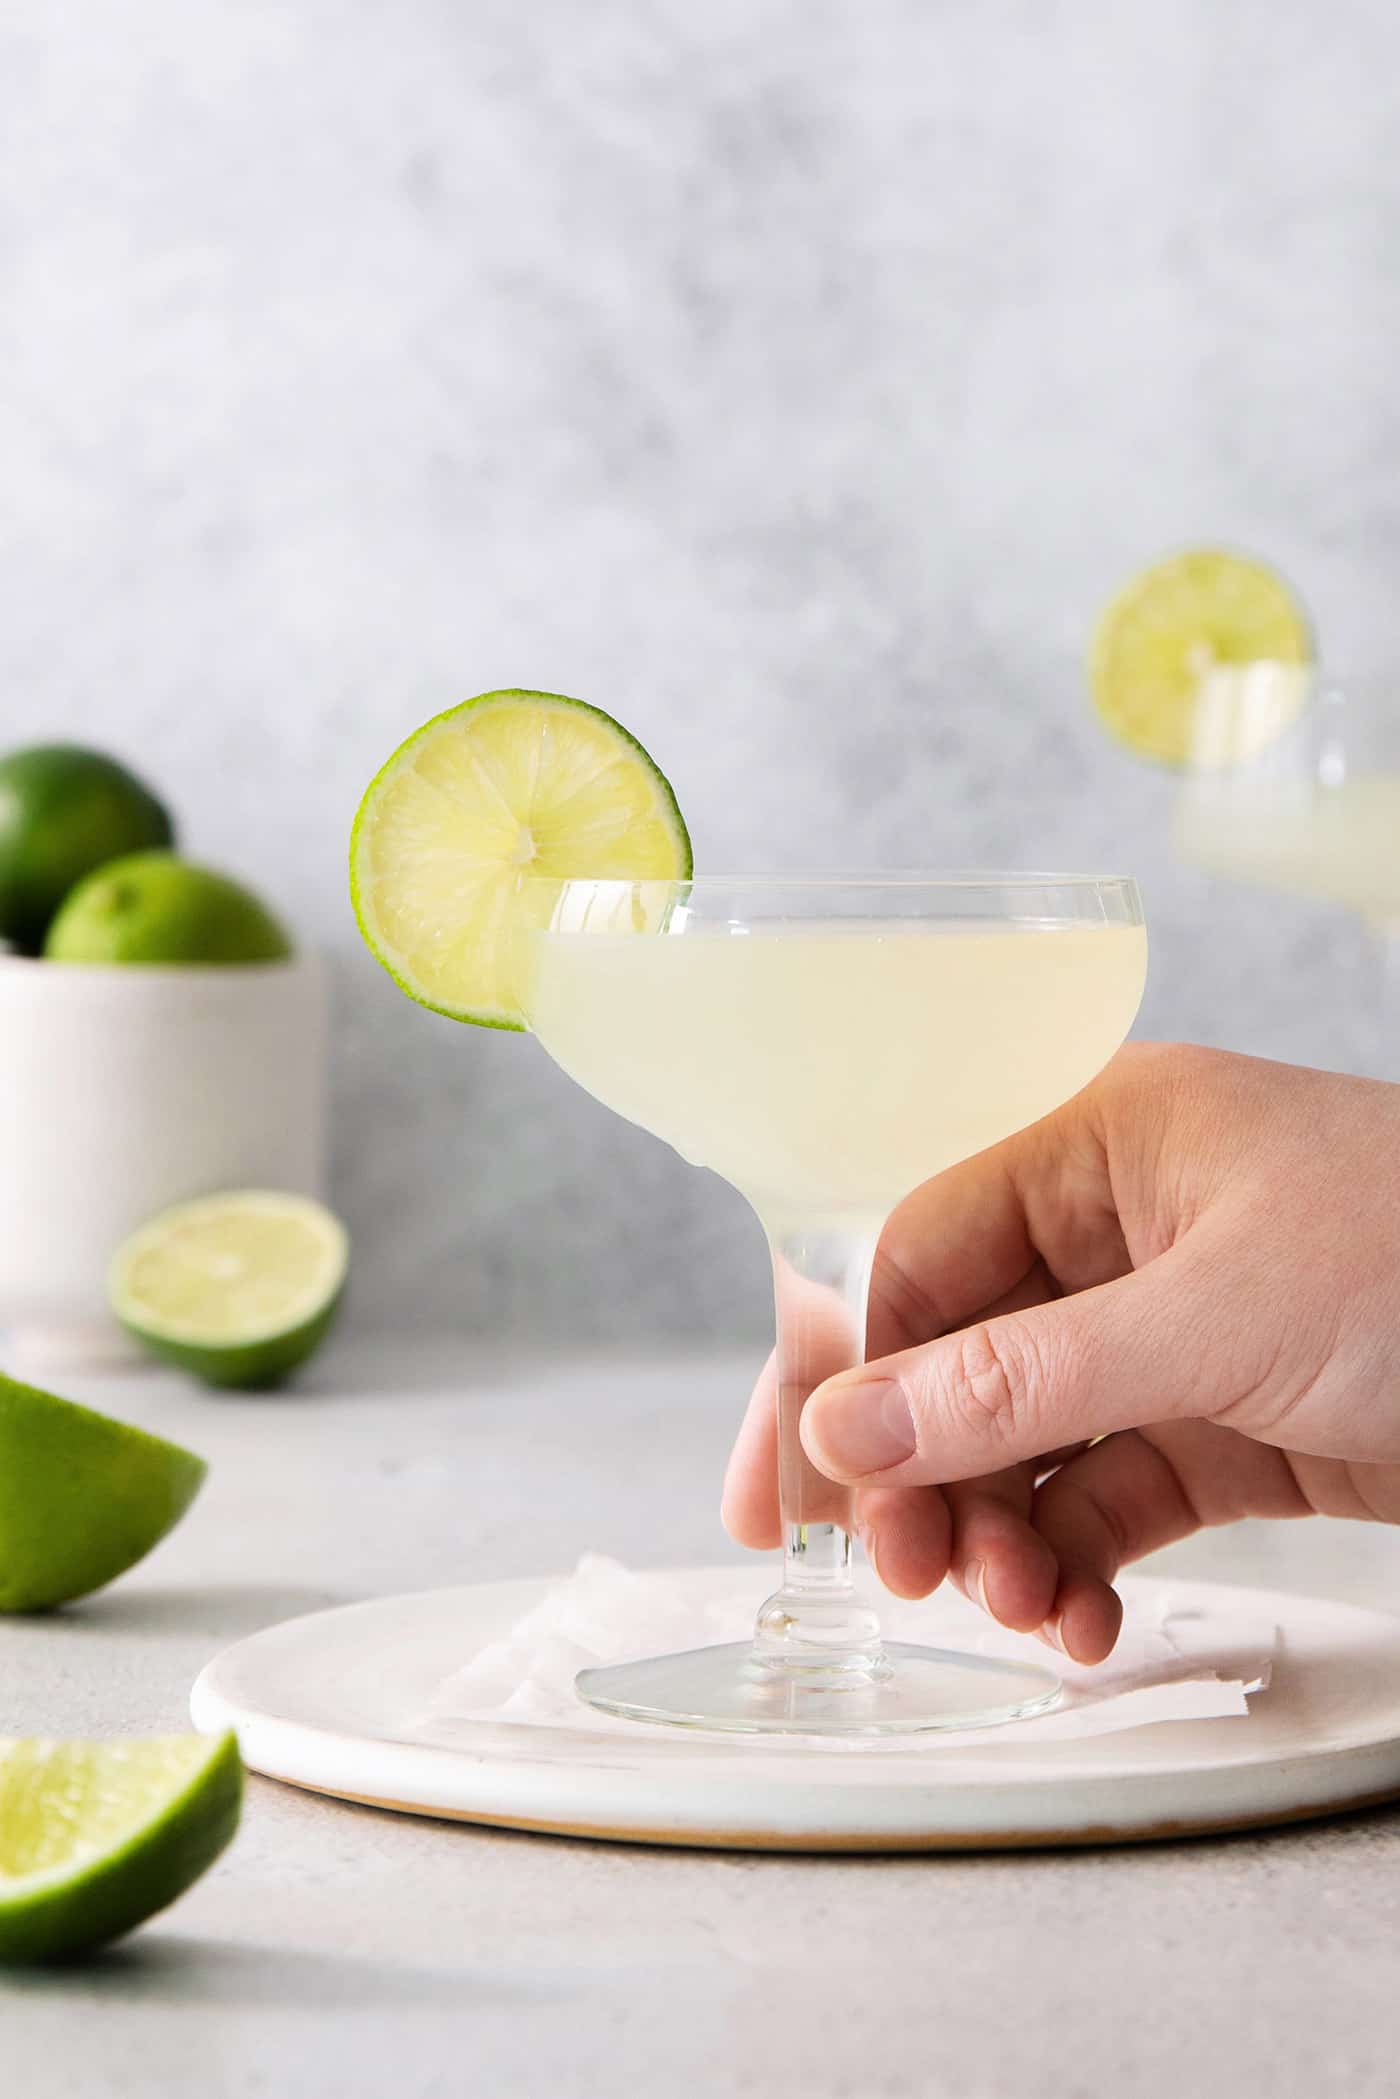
top-left (36, 1583), bottom-right (357, 1640)
top-left (282, 1334), bottom-right (523, 1401)
top-left (6, 1933), bottom-right (544, 2009)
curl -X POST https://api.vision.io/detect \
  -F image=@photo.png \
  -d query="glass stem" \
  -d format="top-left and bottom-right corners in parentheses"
top-left (751, 1221), bottom-right (889, 1682)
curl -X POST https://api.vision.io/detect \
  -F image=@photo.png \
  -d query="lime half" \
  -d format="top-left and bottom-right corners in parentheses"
top-left (350, 688), bottom-right (692, 1028)
top-left (110, 1192), bottom-right (348, 1390)
top-left (0, 1375), bottom-right (206, 1612)
top-left (0, 1731), bottom-right (242, 1964)
top-left (1090, 549), bottom-right (1312, 766)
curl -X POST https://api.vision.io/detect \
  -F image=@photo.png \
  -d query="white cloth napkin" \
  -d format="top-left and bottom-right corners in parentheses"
top-left (411, 1555), bottom-right (1275, 1754)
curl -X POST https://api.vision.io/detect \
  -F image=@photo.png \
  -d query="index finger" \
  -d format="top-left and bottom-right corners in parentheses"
top-left (867, 1088), bottom-right (1129, 1359)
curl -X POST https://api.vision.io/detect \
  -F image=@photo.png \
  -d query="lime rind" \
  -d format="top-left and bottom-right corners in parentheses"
top-left (349, 689), bottom-right (693, 1030)
top-left (121, 1292), bottom-right (343, 1392)
top-left (0, 1731), bottom-right (243, 1964)
top-left (1090, 548), bottom-right (1313, 769)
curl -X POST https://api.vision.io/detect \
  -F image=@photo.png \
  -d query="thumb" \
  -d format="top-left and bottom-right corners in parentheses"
top-left (800, 1239), bottom-right (1229, 1485)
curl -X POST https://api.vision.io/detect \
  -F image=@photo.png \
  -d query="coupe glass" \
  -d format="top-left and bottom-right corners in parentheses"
top-left (1174, 669), bottom-right (1400, 1075)
top-left (526, 874), bottom-right (1147, 1735)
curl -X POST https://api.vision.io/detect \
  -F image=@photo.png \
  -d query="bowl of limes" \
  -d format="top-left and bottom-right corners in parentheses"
top-left (0, 745), bottom-right (327, 1372)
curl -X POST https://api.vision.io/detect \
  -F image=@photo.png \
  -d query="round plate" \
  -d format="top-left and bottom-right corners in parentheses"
top-left (190, 1571), bottom-right (1400, 1852)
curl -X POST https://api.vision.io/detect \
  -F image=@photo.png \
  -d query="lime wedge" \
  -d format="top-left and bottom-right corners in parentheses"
top-left (349, 688), bottom-right (692, 1028)
top-left (0, 1731), bottom-right (242, 1963)
top-left (1090, 549), bottom-right (1312, 766)
top-left (0, 1375), bottom-right (206, 1612)
top-left (109, 1191), bottom-right (348, 1390)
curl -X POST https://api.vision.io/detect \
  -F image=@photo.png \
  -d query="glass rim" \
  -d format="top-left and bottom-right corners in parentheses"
top-left (529, 870), bottom-right (1140, 892)
top-left (1224, 666), bottom-right (1387, 692)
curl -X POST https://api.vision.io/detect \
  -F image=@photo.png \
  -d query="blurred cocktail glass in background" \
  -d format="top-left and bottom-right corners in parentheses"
top-left (1175, 669), bottom-right (1400, 1075)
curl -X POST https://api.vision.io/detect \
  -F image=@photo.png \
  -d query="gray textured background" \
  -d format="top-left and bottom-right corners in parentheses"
top-left (2, 1), bottom-right (1396, 1341)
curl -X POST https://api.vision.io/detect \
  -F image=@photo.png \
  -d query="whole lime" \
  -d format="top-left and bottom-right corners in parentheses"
top-left (0, 746), bottom-right (175, 953)
top-left (43, 853), bottom-right (293, 965)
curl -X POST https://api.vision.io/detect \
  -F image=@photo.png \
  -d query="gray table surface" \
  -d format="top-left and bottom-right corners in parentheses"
top-left (6, 1338), bottom-right (1400, 2099)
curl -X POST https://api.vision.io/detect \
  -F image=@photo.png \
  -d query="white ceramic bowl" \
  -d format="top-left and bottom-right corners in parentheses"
top-left (0, 953), bottom-right (328, 1372)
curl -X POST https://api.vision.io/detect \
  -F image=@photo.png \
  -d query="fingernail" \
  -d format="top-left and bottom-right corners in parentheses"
top-left (856, 1524), bottom-right (881, 1581)
top-left (1039, 1613), bottom-right (1065, 1653)
top-left (962, 1558), bottom-right (989, 1613)
top-left (807, 1378), bottom-right (915, 1477)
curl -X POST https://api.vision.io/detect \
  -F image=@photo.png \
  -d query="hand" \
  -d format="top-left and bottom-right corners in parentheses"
top-left (722, 1044), bottom-right (1400, 1664)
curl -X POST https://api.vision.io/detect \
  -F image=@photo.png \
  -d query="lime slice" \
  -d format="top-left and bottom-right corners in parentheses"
top-left (0, 1731), bottom-right (242, 1963)
top-left (0, 1374), bottom-right (206, 1612)
top-left (109, 1191), bottom-right (348, 1390)
top-left (349, 688), bottom-right (692, 1028)
top-left (1090, 549), bottom-right (1312, 766)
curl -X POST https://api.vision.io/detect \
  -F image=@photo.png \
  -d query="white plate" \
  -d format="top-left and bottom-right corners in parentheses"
top-left (191, 1571), bottom-right (1400, 1851)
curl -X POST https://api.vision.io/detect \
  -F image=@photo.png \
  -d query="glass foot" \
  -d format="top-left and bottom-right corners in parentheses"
top-left (576, 1640), bottom-right (1061, 1738)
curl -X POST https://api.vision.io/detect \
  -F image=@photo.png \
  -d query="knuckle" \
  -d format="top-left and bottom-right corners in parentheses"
top-left (941, 1321), bottom-right (1044, 1452)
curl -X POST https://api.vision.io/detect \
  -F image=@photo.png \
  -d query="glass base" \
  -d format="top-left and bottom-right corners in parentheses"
top-left (576, 1640), bottom-right (1062, 1738)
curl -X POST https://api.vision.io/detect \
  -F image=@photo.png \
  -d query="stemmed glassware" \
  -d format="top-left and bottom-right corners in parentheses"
top-left (1175, 669), bottom-right (1400, 1075)
top-left (527, 873), bottom-right (1147, 1735)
